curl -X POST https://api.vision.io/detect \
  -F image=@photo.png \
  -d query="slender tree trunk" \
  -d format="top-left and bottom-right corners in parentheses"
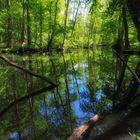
top-left (47, 1), bottom-right (52, 51)
top-left (126, 0), bottom-right (140, 42)
top-left (47, 0), bottom-right (59, 50)
top-left (117, 2), bottom-right (129, 48)
top-left (62, 0), bottom-right (70, 48)
top-left (21, 0), bottom-right (25, 44)
top-left (122, 4), bottom-right (130, 49)
top-left (71, 0), bottom-right (81, 37)
top-left (39, 4), bottom-right (43, 47)
top-left (6, 0), bottom-right (13, 48)
top-left (116, 4), bottom-right (130, 94)
top-left (34, 17), bottom-right (38, 45)
top-left (26, 0), bottom-right (31, 47)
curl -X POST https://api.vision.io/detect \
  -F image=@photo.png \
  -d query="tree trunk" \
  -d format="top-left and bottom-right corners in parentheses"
top-left (62, 0), bottom-right (70, 48)
top-left (26, 0), bottom-right (31, 47)
top-left (122, 3), bottom-right (130, 49)
top-left (39, 4), bottom-right (43, 47)
top-left (21, 0), bottom-right (25, 44)
top-left (126, 0), bottom-right (140, 42)
top-left (6, 0), bottom-right (13, 48)
top-left (47, 1), bottom-right (52, 51)
top-left (71, 0), bottom-right (81, 37)
top-left (47, 0), bottom-right (59, 50)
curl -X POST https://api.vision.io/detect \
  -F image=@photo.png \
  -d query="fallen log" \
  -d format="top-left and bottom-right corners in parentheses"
top-left (0, 85), bottom-right (55, 117)
top-left (67, 114), bottom-right (100, 140)
top-left (0, 55), bottom-right (57, 86)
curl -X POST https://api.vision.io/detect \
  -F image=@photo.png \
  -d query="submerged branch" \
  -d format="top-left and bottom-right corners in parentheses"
top-left (0, 85), bottom-right (55, 117)
top-left (0, 55), bottom-right (57, 86)
top-left (113, 50), bottom-right (140, 84)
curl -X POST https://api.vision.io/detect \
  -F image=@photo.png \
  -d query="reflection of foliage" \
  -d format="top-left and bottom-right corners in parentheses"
top-left (80, 89), bottom-right (112, 114)
top-left (0, 48), bottom-right (137, 139)
top-left (80, 99), bottom-right (95, 113)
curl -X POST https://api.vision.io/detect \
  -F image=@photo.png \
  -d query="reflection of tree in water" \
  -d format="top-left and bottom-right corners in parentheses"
top-left (79, 89), bottom-right (112, 114)
top-left (0, 47), bottom-right (140, 140)
top-left (78, 50), bottom-right (114, 115)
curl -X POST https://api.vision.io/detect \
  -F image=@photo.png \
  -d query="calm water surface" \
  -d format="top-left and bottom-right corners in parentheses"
top-left (0, 48), bottom-right (139, 140)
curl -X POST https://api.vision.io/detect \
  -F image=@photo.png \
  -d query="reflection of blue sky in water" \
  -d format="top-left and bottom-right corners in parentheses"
top-left (1, 52), bottom-right (114, 140)
top-left (39, 62), bottom-right (112, 127)
top-left (5, 128), bottom-right (32, 140)
top-left (72, 100), bottom-right (95, 126)
top-left (4, 132), bottom-right (22, 140)
top-left (39, 104), bottom-right (64, 126)
top-left (69, 62), bottom-right (94, 123)
top-left (96, 89), bottom-right (106, 101)
top-left (3, 133), bottom-right (18, 140)
top-left (39, 95), bottom-right (64, 126)
top-left (38, 62), bottom-right (91, 125)
top-left (69, 73), bottom-right (88, 94)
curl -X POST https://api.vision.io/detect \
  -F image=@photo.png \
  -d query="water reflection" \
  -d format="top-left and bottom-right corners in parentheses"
top-left (0, 48), bottom-right (117, 139)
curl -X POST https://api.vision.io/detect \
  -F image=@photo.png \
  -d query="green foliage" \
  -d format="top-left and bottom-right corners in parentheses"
top-left (0, 0), bottom-right (139, 50)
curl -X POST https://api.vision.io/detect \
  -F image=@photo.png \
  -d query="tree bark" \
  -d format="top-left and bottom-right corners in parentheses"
top-left (21, 0), bottom-right (26, 44)
top-left (47, 0), bottom-right (59, 50)
top-left (26, 0), bottom-right (31, 47)
top-left (6, 0), bottom-right (13, 48)
top-left (122, 4), bottom-right (130, 49)
top-left (71, 0), bottom-right (81, 37)
top-left (126, 0), bottom-right (140, 42)
top-left (62, 0), bottom-right (71, 48)
top-left (39, 4), bottom-right (43, 47)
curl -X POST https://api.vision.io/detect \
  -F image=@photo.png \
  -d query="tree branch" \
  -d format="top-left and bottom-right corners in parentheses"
top-left (0, 85), bottom-right (55, 117)
top-left (0, 55), bottom-right (57, 86)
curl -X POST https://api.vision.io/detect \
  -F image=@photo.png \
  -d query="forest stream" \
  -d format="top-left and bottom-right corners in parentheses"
top-left (0, 48), bottom-right (140, 140)
top-left (1, 0), bottom-right (140, 139)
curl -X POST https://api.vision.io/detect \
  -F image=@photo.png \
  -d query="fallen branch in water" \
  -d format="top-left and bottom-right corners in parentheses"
top-left (0, 55), bottom-right (57, 86)
top-left (67, 114), bottom-right (100, 140)
top-left (0, 85), bottom-right (55, 117)
top-left (113, 49), bottom-right (140, 84)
